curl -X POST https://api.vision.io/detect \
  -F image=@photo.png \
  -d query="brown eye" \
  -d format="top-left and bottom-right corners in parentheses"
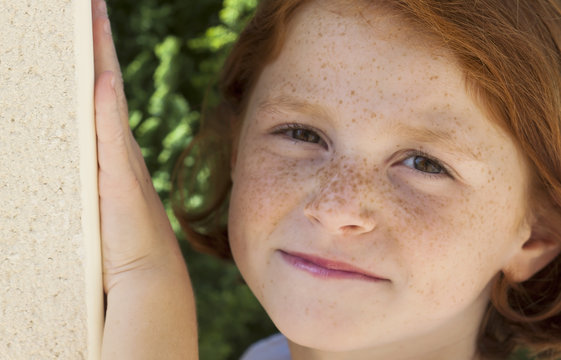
top-left (273, 124), bottom-right (328, 149)
top-left (290, 128), bottom-right (322, 144)
top-left (413, 156), bottom-right (444, 174)
top-left (402, 153), bottom-right (448, 177)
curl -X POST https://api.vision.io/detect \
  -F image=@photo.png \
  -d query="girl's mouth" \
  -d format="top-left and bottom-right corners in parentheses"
top-left (279, 250), bottom-right (389, 282)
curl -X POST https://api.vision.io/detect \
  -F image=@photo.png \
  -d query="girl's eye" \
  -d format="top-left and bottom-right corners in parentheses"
top-left (402, 153), bottom-right (448, 176)
top-left (272, 124), bottom-right (328, 148)
top-left (290, 128), bottom-right (322, 143)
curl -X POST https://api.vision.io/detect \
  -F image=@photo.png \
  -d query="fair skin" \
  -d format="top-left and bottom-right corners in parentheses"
top-left (92, 0), bottom-right (197, 358)
top-left (228, 2), bottom-right (535, 360)
top-left (95, 0), bottom-right (559, 359)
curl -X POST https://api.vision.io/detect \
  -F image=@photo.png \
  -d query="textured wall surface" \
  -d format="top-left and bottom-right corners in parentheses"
top-left (0, 0), bottom-right (102, 358)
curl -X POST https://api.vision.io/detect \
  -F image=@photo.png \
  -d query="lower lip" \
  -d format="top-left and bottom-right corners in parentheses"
top-left (279, 251), bottom-right (385, 282)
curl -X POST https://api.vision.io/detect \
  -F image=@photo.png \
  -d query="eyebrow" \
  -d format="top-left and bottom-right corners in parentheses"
top-left (391, 123), bottom-right (482, 161)
top-left (256, 95), bottom-right (333, 120)
top-left (257, 95), bottom-right (481, 161)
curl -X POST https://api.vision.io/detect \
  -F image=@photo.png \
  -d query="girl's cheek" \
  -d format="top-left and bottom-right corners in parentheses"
top-left (234, 148), bottom-right (310, 223)
top-left (400, 184), bottom-right (521, 286)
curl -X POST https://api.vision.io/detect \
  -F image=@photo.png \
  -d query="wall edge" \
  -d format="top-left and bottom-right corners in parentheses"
top-left (74, 0), bottom-right (104, 358)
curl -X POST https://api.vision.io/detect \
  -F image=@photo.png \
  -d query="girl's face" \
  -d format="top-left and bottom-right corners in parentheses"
top-left (229, 1), bottom-right (532, 358)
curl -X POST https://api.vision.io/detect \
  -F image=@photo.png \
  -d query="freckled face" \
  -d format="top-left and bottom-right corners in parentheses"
top-left (228, 1), bottom-right (532, 354)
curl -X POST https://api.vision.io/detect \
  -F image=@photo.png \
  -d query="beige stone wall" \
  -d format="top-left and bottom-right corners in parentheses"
top-left (0, 0), bottom-right (103, 358)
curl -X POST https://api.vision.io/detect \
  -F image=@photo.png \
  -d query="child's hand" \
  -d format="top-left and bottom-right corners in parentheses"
top-left (92, 0), bottom-right (197, 357)
top-left (92, 0), bottom-right (182, 292)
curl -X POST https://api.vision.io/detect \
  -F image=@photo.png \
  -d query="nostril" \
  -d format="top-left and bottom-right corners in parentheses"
top-left (304, 196), bottom-right (377, 234)
top-left (341, 224), bottom-right (363, 234)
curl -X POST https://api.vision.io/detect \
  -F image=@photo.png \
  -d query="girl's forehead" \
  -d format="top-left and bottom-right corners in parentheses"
top-left (280, 0), bottom-right (453, 80)
top-left (293, 0), bottom-right (443, 50)
top-left (257, 1), bottom-right (462, 114)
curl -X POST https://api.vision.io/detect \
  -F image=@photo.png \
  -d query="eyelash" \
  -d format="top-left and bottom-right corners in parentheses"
top-left (271, 123), bottom-right (329, 149)
top-left (271, 123), bottom-right (452, 179)
top-left (401, 150), bottom-right (452, 179)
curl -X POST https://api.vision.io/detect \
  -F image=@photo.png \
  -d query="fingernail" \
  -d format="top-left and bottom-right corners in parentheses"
top-left (110, 75), bottom-right (116, 89)
top-left (104, 19), bottom-right (112, 35)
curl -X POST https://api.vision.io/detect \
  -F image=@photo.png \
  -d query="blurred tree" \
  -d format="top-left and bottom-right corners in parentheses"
top-left (107, 0), bottom-right (276, 359)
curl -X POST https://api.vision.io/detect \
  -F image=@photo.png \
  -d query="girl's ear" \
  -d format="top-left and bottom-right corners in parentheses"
top-left (502, 208), bottom-right (561, 282)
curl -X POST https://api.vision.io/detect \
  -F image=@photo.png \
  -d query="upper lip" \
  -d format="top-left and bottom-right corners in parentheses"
top-left (280, 250), bottom-right (389, 281)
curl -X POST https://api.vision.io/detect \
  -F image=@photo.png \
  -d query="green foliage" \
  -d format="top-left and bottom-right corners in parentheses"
top-left (107, 0), bottom-right (276, 359)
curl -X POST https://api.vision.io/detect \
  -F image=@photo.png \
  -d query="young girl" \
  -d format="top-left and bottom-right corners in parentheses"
top-left (92, 0), bottom-right (561, 359)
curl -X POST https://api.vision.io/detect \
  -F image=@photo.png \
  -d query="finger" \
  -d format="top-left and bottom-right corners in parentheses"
top-left (91, 0), bottom-right (129, 126)
top-left (95, 71), bottom-right (139, 197)
top-left (92, 0), bottom-right (119, 81)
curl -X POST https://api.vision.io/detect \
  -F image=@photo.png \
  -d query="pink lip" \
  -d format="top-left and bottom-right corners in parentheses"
top-left (279, 250), bottom-right (389, 282)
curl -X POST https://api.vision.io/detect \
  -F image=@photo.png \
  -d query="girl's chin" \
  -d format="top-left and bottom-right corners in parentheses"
top-left (266, 311), bottom-right (386, 353)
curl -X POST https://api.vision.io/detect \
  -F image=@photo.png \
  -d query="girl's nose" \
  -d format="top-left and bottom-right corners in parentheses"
top-left (304, 178), bottom-right (377, 236)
